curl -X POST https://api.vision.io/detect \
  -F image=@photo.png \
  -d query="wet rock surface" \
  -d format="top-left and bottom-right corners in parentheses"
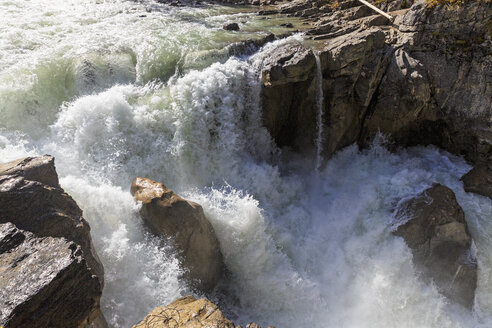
top-left (219, 0), bottom-right (491, 166)
top-left (393, 184), bottom-right (477, 308)
top-left (0, 156), bottom-right (106, 328)
top-left (462, 163), bottom-right (492, 200)
top-left (133, 295), bottom-right (274, 328)
top-left (131, 177), bottom-right (225, 291)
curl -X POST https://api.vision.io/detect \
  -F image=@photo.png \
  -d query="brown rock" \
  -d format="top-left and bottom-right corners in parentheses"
top-left (0, 155), bottom-right (60, 188)
top-left (393, 184), bottom-right (477, 308)
top-left (462, 163), bottom-right (492, 200)
top-left (131, 177), bottom-right (225, 291)
top-left (132, 296), bottom-right (273, 328)
top-left (0, 223), bottom-right (105, 328)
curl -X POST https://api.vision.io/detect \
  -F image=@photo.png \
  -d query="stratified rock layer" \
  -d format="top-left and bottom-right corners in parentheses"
top-left (0, 156), bottom-right (106, 328)
top-left (0, 223), bottom-right (103, 328)
top-left (250, 0), bottom-right (491, 166)
top-left (131, 177), bottom-right (225, 291)
top-left (133, 295), bottom-right (273, 328)
top-left (394, 184), bottom-right (477, 308)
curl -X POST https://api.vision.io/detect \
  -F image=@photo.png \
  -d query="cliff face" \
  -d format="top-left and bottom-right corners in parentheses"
top-left (246, 0), bottom-right (492, 165)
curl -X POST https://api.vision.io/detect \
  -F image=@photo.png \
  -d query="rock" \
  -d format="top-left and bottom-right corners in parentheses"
top-left (361, 0), bottom-right (492, 164)
top-left (461, 163), bottom-right (492, 200)
top-left (260, 42), bottom-right (317, 149)
top-left (131, 177), bottom-right (224, 291)
top-left (0, 222), bottom-right (106, 328)
top-left (393, 184), bottom-right (477, 308)
top-left (133, 295), bottom-right (273, 328)
top-left (0, 155), bottom-right (59, 188)
top-left (0, 156), bottom-right (104, 281)
top-left (223, 22), bottom-right (240, 31)
top-left (318, 28), bottom-right (389, 156)
top-left (0, 156), bottom-right (106, 327)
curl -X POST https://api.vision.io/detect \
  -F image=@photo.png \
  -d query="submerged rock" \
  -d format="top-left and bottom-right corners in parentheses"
top-left (461, 163), bottom-right (492, 200)
top-left (393, 184), bottom-right (477, 308)
top-left (133, 295), bottom-right (273, 328)
top-left (131, 177), bottom-right (225, 291)
top-left (223, 22), bottom-right (240, 31)
top-left (0, 156), bottom-right (106, 328)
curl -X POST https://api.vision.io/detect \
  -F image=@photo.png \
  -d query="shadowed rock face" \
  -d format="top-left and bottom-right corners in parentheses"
top-left (462, 163), bottom-right (492, 200)
top-left (393, 184), bottom-right (477, 308)
top-left (131, 177), bottom-right (225, 291)
top-left (132, 295), bottom-right (274, 328)
top-left (248, 0), bottom-right (491, 166)
top-left (0, 156), bottom-right (106, 328)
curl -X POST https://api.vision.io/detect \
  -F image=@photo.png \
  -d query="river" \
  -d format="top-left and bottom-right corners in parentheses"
top-left (1, 0), bottom-right (491, 327)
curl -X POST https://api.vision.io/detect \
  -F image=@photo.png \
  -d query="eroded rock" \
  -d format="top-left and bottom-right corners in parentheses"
top-left (0, 156), bottom-right (104, 281)
top-left (0, 156), bottom-right (106, 328)
top-left (0, 224), bottom-right (105, 328)
top-left (462, 163), bottom-right (492, 200)
top-left (133, 295), bottom-right (273, 328)
top-left (393, 184), bottom-right (477, 308)
top-left (131, 177), bottom-right (225, 291)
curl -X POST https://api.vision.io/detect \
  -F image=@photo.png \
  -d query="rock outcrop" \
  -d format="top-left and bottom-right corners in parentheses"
top-left (462, 163), bottom-right (492, 200)
top-left (240, 0), bottom-right (491, 165)
top-left (131, 177), bottom-right (225, 291)
top-left (133, 295), bottom-right (273, 328)
top-left (0, 156), bottom-right (106, 328)
top-left (260, 42), bottom-right (317, 149)
top-left (0, 223), bottom-right (105, 328)
top-left (393, 184), bottom-right (477, 308)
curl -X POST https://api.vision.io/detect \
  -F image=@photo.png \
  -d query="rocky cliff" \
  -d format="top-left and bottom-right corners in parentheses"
top-left (236, 0), bottom-right (491, 166)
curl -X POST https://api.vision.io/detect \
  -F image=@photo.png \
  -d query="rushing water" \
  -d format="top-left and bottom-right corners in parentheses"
top-left (314, 52), bottom-right (324, 173)
top-left (1, 0), bottom-right (492, 327)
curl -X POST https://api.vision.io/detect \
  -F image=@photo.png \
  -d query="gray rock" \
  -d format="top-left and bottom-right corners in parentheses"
top-left (462, 164), bottom-right (492, 200)
top-left (394, 184), bottom-right (477, 308)
top-left (0, 223), bottom-right (105, 328)
top-left (0, 156), bottom-right (106, 327)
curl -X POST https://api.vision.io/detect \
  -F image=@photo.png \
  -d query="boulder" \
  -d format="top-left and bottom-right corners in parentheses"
top-left (0, 156), bottom-right (104, 281)
top-left (0, 223), bottom-right (105, 328)
top-left (223, 22), bottom-right (240, 31)
top-left (133, 295), bottom-right (273, 328)
top-left (393, 184), bottom-right (477, 308)
top-left (461, 163), bottom-right (492, 200)
top-left (131, 177), bottom-right (225, 291)
top-left (0, 156), bottom-right (106, 327)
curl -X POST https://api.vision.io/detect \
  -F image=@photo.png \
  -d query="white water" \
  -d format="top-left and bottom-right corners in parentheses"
top-left (314, 52), bottom-right (324, 173)
top-left (1, 1), bottom-right (492, 328)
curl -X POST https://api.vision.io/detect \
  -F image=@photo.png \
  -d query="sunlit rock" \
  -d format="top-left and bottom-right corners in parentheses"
top-left (131, 177), bottom-right (225, 291)
top-left (133, 295), bottom-right (274, 328)
top-left (0, 156), bottom-right (106, 328)
top-left (393, 184), bottom-right (477, 308)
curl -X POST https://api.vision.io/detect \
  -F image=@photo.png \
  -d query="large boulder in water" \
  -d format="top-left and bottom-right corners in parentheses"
top-left (461, 163), bottom-right (492, 200)
top-left (0, 156), bottom-right (106, 327)
top-left (131, 177), bottom-right (225, 291)
top-left (133, 295), bottom-right (273, 328)
top-left (393, 184), bottom-right (477, 308)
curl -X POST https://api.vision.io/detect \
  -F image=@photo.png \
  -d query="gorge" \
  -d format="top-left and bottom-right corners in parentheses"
top-left (0, 0), bottom-right (491, 327)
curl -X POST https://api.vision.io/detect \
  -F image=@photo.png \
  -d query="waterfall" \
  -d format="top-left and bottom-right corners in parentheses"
top-left (1, 1), bottom-right (492, 327)
top-left (314, 52), bottom-right (324, 173)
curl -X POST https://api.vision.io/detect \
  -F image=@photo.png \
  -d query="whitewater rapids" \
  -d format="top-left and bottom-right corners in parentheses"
top-left (1, 0), bottom-right (491, 327)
